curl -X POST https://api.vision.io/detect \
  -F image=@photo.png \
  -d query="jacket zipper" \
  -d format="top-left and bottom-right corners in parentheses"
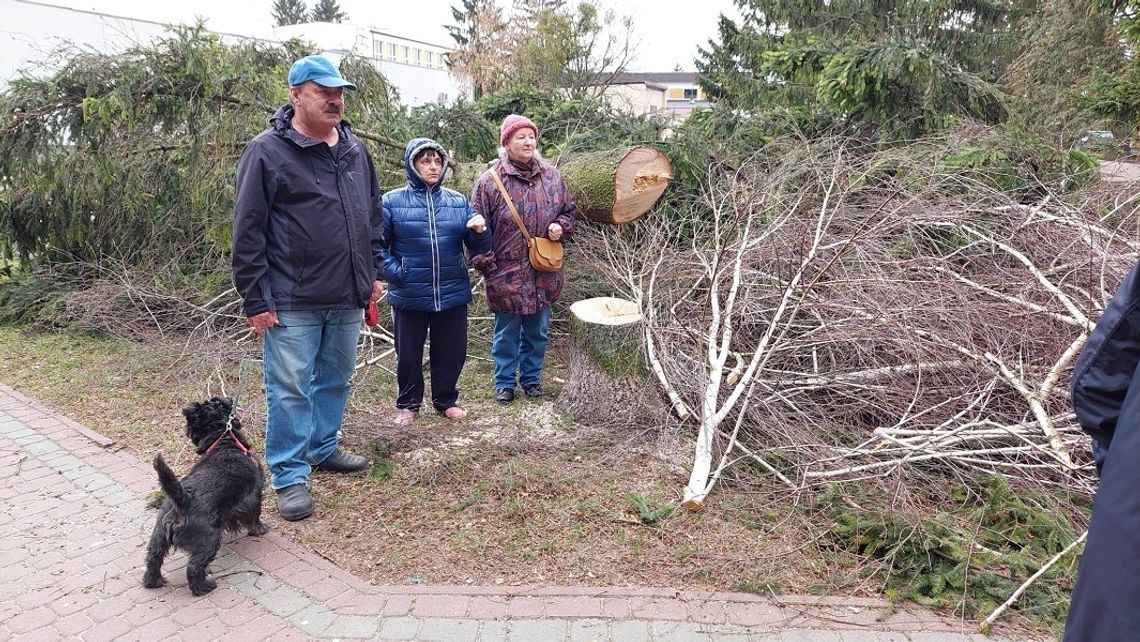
top-left (427, 187), bottom-right (441, 311)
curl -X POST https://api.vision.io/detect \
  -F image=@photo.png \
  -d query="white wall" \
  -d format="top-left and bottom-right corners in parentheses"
top-left (2, 0), bottom-right (461, 106)
top-left (2, 0), bottom-right (176, 84)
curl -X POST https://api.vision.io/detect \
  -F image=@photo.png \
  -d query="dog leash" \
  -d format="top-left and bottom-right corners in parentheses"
top-left (205, 358), bottom-right (255, 458)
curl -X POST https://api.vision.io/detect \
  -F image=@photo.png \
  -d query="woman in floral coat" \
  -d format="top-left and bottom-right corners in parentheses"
top-left (470, 115), bottom-right (578, 403)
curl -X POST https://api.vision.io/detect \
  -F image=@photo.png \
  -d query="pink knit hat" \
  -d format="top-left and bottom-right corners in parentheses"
top-left (500, 114), bottom-right (539, 147)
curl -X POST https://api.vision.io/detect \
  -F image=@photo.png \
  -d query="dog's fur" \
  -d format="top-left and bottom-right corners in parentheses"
top-left (143, 397), bottom-right (267, 596)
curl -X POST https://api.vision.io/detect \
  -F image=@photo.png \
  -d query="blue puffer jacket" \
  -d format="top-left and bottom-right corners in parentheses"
top-left (381, 138), bottom-right (491, 311)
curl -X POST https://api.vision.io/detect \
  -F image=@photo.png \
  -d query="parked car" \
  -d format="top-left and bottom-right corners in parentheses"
top-left (1074, 130), bottom-right (1120, 157)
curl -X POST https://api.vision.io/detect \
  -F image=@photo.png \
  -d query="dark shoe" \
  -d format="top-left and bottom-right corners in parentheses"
top-left (276, 484), bottom-right (313, 522)
top-left (315, 447), bottom-right (369, 473)
top-left (495, 387), bottom-right (515, 404)
top-left (523, 385), bottom-right (543, 398)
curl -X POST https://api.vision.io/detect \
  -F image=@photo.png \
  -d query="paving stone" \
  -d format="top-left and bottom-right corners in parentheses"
top-left (509, 619), bottom-right (570, 642)
top-left (569, 618), bottom-right (609, 642)
top-left (320, 613), bottom-right (381, 639)
top-left (609, 620), bottom-right (651, 642)
top-left (378, 615), bottom-right (421, 640)
top-left (650, 620), bottom-right (714, 642)
top-left (478, 620), bottom-right (510, 642)
top-left (780, 629), bottom-right (842, 642)
top-left (417, 617), bottom-right (482, 642)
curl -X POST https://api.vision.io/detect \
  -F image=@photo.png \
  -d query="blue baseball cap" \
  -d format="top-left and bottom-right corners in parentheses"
top-left (287, 55), bottom-right (357, 90)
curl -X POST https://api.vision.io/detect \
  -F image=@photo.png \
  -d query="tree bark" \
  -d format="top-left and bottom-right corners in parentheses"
top-left (557, 146), bottom-right (673, 225)
top-left (560, 297), bottom-right (665, 427)
top-left (450, 145), bottom-right (673, 225)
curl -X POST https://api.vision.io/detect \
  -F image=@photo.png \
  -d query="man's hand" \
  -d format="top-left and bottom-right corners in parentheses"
top-left (248, 311), bottom-right (278, 340)
top-left (371, 280), bottom-right (385, 305)
top-left (467, 214), bottom-right (487, 234)
top-left (547, 222), bottom-right (563, 241)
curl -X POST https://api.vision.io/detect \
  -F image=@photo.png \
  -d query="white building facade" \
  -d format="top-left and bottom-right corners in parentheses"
top-left (2, 0), bottom-right (462, 106)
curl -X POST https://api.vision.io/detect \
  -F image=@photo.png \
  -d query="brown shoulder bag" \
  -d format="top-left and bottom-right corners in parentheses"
top-left (488, 168), bottom-right (563, 273)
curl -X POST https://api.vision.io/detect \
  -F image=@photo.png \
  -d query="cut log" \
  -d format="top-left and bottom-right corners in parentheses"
top-left (556, 146), bottom-right (673, 225)
top-left (560, 297), bottom-right (666, 428)
top-left (449, 145), bottom-right (673, 226)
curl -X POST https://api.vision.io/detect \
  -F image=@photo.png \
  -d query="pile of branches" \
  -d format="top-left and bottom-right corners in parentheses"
top-left (576, 125), bottom-right (1127, 505)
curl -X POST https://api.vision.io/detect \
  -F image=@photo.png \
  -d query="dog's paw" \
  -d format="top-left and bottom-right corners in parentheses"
top-left (189, 577), bottom-right (217, 596)
top-left (142, 572), bottom-right (167, 589)
top-left (248, 521), bottom-right (268, 536)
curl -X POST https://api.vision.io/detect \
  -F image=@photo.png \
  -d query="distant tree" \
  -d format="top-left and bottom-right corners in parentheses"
top-left (446, 0), bottom-right (508, 99)
top-left (696, 0), bottom-right (1024, 139)
top-left (272, 0), bottom-right (308, 26)
top-left (1001, 0), bottom-right (1124, 144)
top-left (513, 1), bottom-right (635, 98)
top-left (311, 0), bottom-right (348, 23)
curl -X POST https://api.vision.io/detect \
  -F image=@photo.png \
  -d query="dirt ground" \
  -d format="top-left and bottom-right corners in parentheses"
top-left (0, 326), bottom-right (1057, 637)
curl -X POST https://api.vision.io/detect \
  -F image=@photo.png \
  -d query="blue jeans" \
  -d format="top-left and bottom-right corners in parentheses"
top-left (262, 309), bottom-right (361, 490)
top-left (491, 308), bottom-right (551, 390)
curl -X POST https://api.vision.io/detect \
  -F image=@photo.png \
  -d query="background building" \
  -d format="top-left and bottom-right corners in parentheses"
top-left (1, 0), bottom-right (461, 106)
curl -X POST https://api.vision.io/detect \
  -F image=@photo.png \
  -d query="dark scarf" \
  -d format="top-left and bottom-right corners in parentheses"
top-left (508, 157), bottom-right (541, 181)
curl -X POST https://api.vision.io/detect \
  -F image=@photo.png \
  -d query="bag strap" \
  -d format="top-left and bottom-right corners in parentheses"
top-left (488, 165), bottom-right (533, 243)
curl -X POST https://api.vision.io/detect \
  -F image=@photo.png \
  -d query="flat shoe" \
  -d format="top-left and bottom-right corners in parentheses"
top-left (523, 385), bottom-right (543, 398)
top-left (495, 388), bottom-right (515, 404)
top-left (276, 484), bottom-right (313, 521)
top-left (314, 447), bottom-right (369, 473)
top-left (443, 406), bottom-right (468, 420)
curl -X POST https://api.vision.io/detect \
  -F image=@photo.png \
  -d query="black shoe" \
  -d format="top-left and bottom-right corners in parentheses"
top-left (276, 484), bottom-right (313, 521)
top-left (495, 388), bottom-right (515, 404)
top-left (523, 385), bottom-right (543, 398)
top-left (314, 447), bottom-right (369, 473)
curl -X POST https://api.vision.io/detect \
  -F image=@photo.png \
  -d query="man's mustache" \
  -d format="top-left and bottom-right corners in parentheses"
top-left (324, 107), bottom-right (341, 114)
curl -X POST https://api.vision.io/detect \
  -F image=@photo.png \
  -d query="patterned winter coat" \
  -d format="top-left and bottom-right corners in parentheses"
top-left (470, 159), bottom-right (578, 315)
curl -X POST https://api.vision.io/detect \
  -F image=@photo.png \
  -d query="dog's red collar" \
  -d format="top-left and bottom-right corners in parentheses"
top-left (205, 430), bottom-right (253, 458)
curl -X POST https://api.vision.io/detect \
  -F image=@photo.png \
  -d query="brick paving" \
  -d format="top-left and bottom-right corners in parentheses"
top-left (0, 382), bottom-right (1044, 641)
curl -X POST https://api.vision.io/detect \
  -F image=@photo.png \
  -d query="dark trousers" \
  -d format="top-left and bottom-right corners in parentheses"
top-left (393, 304), bottom-right (468, 412)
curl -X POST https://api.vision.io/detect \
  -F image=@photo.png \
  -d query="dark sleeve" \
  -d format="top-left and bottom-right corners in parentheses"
top-left (231, 142), bottom-right (275, 317)
top-left (468, 174), bottom-right (497, 274)
top-left (379, 194), bottom-right (402, 284)
top-left (1071, 260), bottom-right (1140, 471)
top-left (463, 199), bottom-right (492, 255)
top-left (554, 169), bottom-right (578, 240)
top-left (365, 147), bottom-right (385, 282)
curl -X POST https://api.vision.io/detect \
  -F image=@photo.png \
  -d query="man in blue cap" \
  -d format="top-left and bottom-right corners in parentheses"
top-left (232, 55), bottom-right (384, 521)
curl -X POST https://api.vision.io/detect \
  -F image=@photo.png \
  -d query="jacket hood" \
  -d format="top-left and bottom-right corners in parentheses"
top-left (403, 137), bottom-right (449, 191)
top-left (270, 104), bottom-right (353, 145)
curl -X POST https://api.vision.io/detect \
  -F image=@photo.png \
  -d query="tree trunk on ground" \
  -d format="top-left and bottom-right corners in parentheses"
top-left (450, 146), bottom-right (673, 225)
top-left (556, 146), bottom-right (673, 225)
top-left (560, 297), bottom-right (666, 428)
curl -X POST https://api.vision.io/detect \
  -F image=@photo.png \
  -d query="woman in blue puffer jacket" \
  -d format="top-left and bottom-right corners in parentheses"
top-left (381, 138), bottom-right (491, 424)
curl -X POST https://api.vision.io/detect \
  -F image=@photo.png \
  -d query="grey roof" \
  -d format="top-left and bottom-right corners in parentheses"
top-left (609, 72), bottom-right (698, 84)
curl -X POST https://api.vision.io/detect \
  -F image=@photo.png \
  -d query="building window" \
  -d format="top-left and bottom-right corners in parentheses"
top-left (683, 88), bottom-right (699, 100)
top-left (373, 39), bottom-right (383, 60)
top-left (667, 88), bottom-right (684, 100)
top-left (402, 45), bottom-right (409, 62)
top-left (426, 51), bottom-right (433, 66)
top-left (415, 49), bottom-right (422, 65)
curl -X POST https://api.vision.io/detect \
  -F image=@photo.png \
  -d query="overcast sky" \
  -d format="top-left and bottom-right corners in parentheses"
top-left (37, 0), bottom-right (741, 71)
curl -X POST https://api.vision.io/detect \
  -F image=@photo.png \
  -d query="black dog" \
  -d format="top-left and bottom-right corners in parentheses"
top-left (143, 397), bottom-right (267, 596)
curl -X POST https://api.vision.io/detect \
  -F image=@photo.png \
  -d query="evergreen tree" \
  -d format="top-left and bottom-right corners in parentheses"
top-left (696, 0), bottom-right (1027, 139)
top-left (271, 0), bottom-right (308, 26)
top-left (311, 0), bottom-right (348, 23)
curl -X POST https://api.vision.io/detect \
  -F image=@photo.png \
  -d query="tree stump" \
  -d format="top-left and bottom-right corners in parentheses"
top-left (560, 297), bottom-right (666, 428)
